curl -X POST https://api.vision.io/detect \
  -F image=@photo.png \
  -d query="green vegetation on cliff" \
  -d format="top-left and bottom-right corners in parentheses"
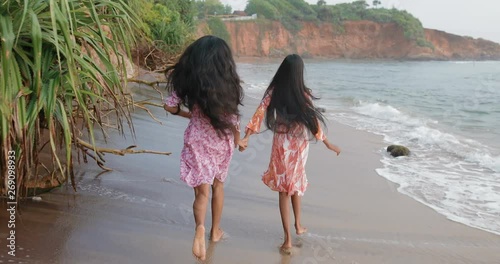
top-left (135, 0), bottom-right (235, 55)
top-left (195, 0), bottom-right (232, 19)
top-left (207, 17), bottom-right (231, 45)
top-left (245, 0), bottom-right (431, 47)
top-left (195, 1), bottom-right (231, 48)
top-left (134, 0), bottom-right (196, 54)
top-left (136, 0), bottom-right (236, 55)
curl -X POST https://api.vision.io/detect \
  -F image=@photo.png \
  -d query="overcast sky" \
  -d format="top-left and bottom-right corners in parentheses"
top-left (220, 0), bottom-right (500, 43)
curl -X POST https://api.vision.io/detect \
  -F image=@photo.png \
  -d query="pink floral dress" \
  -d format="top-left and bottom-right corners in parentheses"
top-left (246, 93), bottom-right (326, 196)
top-left (164, 92), bottom-right (239, 187)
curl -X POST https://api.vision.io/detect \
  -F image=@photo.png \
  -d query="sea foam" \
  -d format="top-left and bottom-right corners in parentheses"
top-left (330, 101), bottom-right (500, 235)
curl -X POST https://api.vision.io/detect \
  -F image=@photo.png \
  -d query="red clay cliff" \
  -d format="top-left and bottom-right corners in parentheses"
top-left (220, 20), bottom-right (500, 60)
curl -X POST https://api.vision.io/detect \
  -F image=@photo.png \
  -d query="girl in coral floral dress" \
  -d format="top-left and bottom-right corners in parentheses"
top-left (163, 36), bottom-right (244, 261)
top-left (239, 54), bottom-right (341, 253)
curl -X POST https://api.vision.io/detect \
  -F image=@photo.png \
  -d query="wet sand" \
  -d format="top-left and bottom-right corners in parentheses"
top-left (1, 76), bottom-right (500, 264)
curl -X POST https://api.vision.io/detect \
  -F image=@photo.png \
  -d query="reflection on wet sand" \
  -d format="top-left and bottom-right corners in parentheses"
top-left (280, 253), bottom-right (292, 264)
top-left (203, 240), bottom-right (217, 264)
top-left (0, 190), bottom-right (83, 263)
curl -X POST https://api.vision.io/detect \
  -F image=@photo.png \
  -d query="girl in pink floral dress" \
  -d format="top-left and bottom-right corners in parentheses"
top-left (239, 54), bottom-right (341, 253)
top-left (163, 36), bottom-right (243, 261)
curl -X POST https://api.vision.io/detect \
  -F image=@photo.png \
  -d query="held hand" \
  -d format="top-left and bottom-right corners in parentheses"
top-left (238, 138), bottom-right (248, 152)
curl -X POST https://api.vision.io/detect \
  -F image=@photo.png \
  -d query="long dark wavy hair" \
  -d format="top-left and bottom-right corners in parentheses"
top-left (264, 54), bottom-right (325, 137)
top-left (165, 35), bottom-right (243, 133)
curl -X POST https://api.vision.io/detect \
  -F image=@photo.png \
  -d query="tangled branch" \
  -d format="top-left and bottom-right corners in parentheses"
top-left (76, 138), bottom-right (172, 172)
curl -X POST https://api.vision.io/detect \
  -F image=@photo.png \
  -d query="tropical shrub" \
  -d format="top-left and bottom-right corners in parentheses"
top-left (136, 0), bottom-right (195, 55)
top-left (0, 0), bottom-right (140, 196)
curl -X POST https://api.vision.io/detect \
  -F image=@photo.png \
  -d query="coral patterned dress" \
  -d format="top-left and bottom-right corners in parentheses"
top-left (164, 92), bottom-right (239, 187)
top-left (246, 93), bottom-right (326, 196)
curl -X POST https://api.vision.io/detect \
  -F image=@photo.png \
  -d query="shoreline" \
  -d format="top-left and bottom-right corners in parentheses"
top-left (1, 85), bottom-right (499, 263)
top-left (330, 119), bottom-right (500, 237)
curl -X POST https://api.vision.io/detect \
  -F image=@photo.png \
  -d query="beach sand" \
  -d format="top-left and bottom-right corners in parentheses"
top-left (1, 80), bottom-right (500, 264)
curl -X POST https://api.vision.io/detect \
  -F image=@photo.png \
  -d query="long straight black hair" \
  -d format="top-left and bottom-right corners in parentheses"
top-left (264, 54), bottom-right (325, 137)
top-left (165, 35), bottom-right (243, 133)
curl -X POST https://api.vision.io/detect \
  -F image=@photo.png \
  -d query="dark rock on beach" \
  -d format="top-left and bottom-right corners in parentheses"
top-left (387, 145), bottom-right (410, 157)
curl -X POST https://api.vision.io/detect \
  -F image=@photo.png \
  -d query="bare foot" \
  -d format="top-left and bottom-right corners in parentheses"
top-left (209, 227), bottom-right (224, 242)
top-left (192, 225), bottom-right (206, 261)
top-left (295, 225), bottom-right (308, 235)
top-left (280, 242), bottom-right (292, 255)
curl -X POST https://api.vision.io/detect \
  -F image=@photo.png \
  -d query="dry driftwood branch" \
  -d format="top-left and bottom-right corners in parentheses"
top-left (150, 82), bottom-right (164, 100)
top-left (127, 79), bottom-right (167, 87)
top-left (127, 77), bottom-right (166, 101)
top-left (120, 97), bottom-right (164, 125)
top-left (134, 103), bottom-right (163, 125)
top-left (144, 47), bottom-right (157, 71)
top-left (76, 138), bottom-right (172, 157)
top-left (135, 101), bottom-right (163, 108)
top-left (82, 149), bottom-right (112, 171)
top-left (75, 137), bottom-right (171, 172)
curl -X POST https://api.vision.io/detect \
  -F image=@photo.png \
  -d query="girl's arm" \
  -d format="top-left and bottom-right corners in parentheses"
top-left (163, 92), bottom-right (191, 119)
top-left (239, 93), bottom-right (272, 152)
top-left (313, 116), bottom-right (340, 156)
top-left (231, 125), bottom-right (241, 148)
top-left (164, 104), bottom-right (191, 119)
top-left (242, 128), bottom-right (255, 141)
top-left (238, 129), bottom-right (254, 151)
top-left (323, 138), bottom-right (341, 156)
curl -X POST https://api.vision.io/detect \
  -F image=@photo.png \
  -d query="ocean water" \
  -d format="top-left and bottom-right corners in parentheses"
top-left (237, 60), bottom-right (500, 236)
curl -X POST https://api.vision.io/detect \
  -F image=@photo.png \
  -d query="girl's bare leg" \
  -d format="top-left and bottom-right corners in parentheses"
top-left (210, 178), bottom-right (225, 242)
top-left (193, 184), bottom-right (210, 261)
top-left (291, 193), bottom-right (307, 235)
top-left (279, 192), bottom-right (292, 252)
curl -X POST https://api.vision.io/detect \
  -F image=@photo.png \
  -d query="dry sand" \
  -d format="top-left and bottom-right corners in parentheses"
top-left (1, 80), bottom-right (499, 264)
